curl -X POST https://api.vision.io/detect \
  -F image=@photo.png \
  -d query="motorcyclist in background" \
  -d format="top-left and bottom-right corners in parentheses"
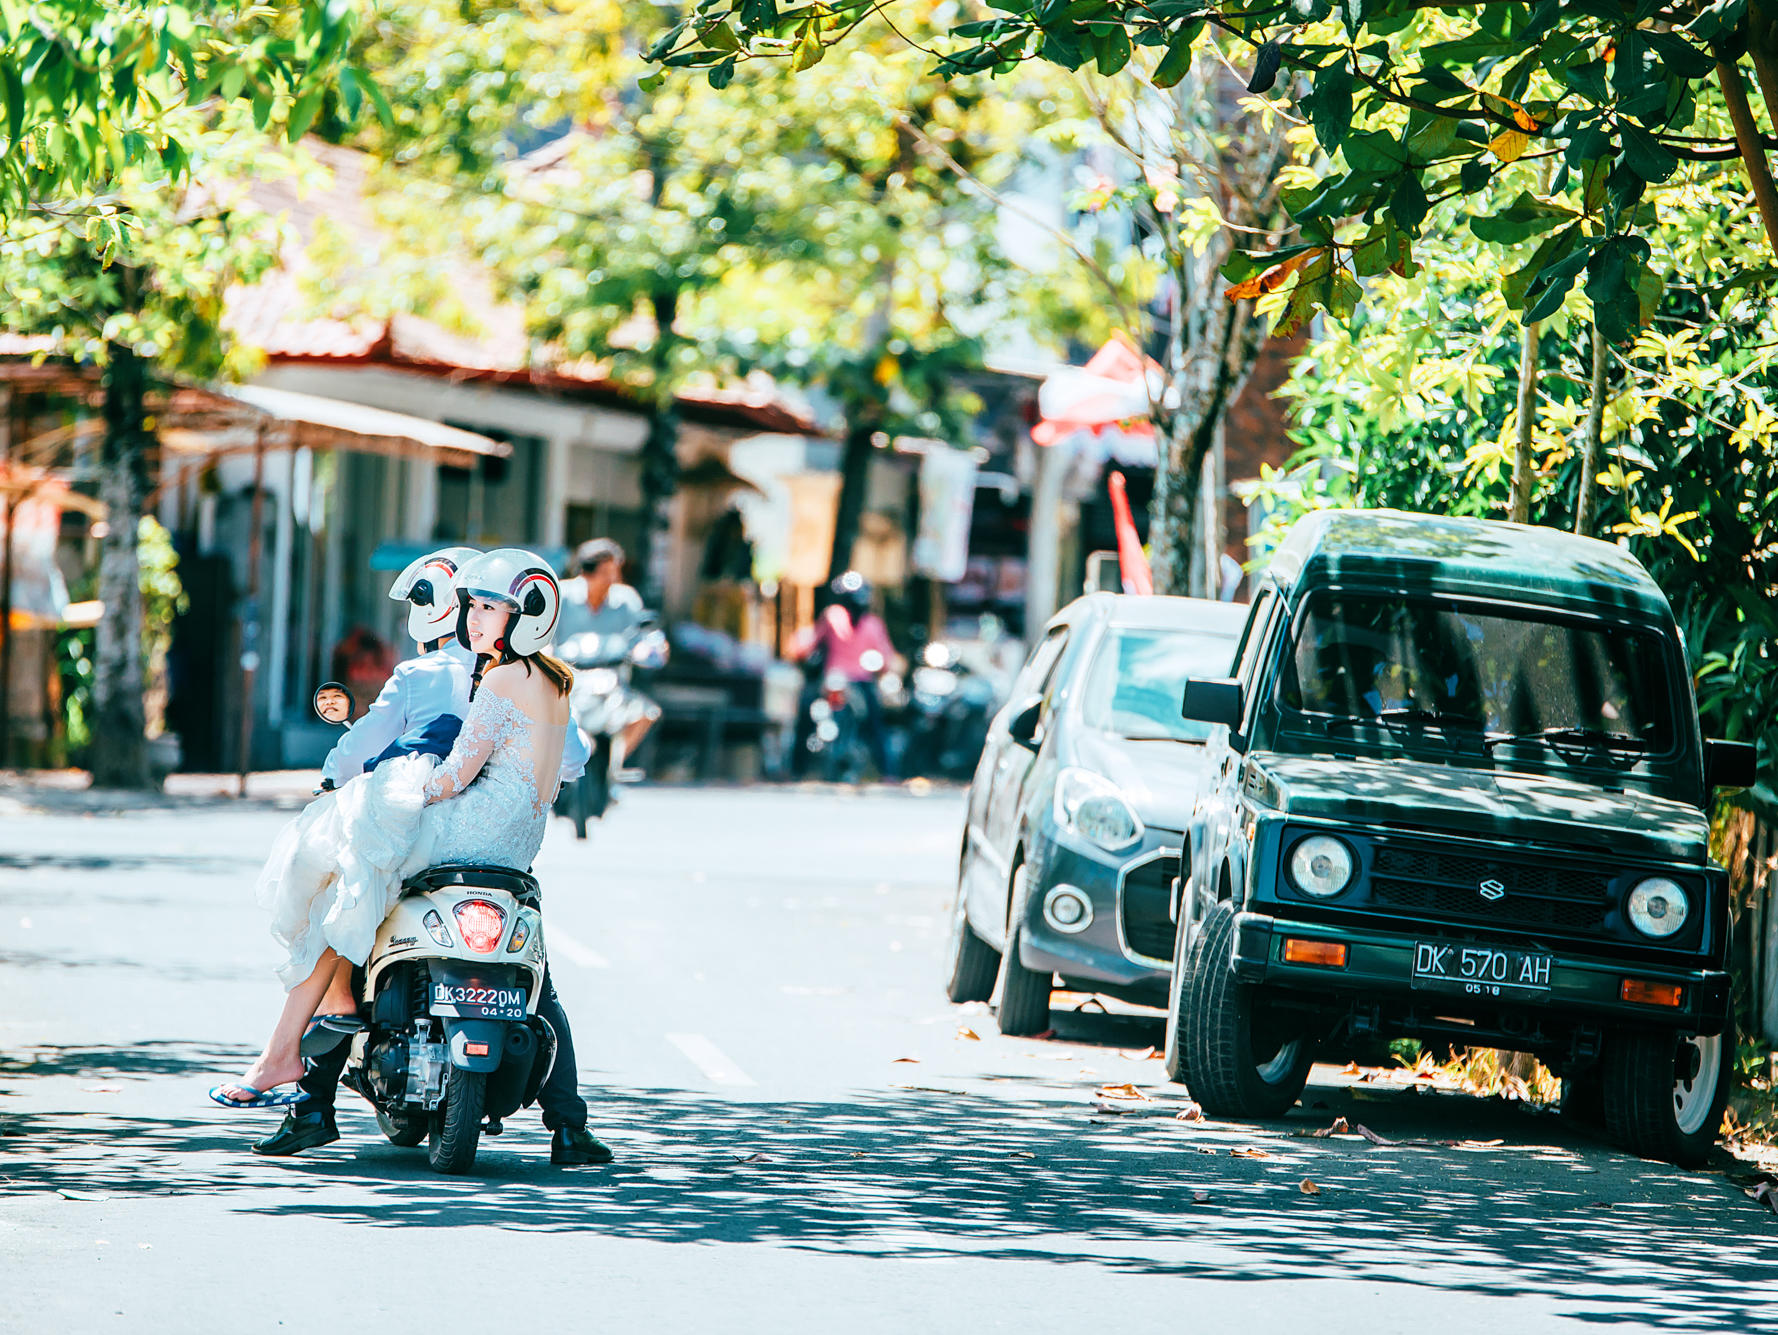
top-left (790, 571), bottom-right (895, 780)
top-left (556, 539), bottom-right (661, 770)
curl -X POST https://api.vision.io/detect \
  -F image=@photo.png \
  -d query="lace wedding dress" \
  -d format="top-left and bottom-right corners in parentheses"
top-left (256, 685), bottom-right (569, 989)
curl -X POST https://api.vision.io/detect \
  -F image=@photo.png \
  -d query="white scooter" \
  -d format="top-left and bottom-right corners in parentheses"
top-left (313, 683), bottom-right (557, 1175)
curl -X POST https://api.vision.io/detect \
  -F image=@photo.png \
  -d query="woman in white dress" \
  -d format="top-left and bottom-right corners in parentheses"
top-left (211, 549), bottom-right (572, 1107)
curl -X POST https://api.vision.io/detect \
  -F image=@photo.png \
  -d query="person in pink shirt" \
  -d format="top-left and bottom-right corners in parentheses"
top-left (791, 571), bottom-right (895, 777)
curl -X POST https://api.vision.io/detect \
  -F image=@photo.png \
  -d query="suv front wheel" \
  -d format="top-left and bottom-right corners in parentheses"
top-left (1602, 1019), bottom-right (1733, 1168)
top-left (1182, 902), bottom-right (1312, 1118)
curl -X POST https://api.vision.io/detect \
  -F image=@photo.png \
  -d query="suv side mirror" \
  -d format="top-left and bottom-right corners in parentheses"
top-left (1007, 696), bottom-right (1044, 752)
top-left (1706, 738), bottom-right (1757, 791)
top-left (1181, 677), bottom-right (1243, 729)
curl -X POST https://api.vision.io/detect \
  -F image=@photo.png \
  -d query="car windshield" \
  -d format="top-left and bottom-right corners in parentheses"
top-left (1082, 627), bottom-right (1241, 742)
top-left (1277, 592), bottom-right (1675, 753)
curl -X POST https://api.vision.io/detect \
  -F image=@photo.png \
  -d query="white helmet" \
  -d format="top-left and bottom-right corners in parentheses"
top-left (452, 547), bottom-right (561, 657)
top-left (390, 546), bottom-right (479, 645)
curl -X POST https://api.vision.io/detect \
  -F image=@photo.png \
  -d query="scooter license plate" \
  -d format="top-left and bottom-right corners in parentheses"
top-left (429, 983), bottom-right (527, 1021)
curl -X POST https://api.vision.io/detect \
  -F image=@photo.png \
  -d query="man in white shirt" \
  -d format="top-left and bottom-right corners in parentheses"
top-left (555, 538), bottom-right (661, 763)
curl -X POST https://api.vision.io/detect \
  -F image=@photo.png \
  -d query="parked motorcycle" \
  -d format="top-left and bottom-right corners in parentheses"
top-left (897, 641), bottom-right (1002, 781)
top-left (313, 685), bottom-right (557, 1176)
top-left (557, 618), bottom-right (668, 838)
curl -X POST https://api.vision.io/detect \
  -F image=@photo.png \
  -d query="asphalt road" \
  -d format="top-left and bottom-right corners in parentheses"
top-left (2, 783), bottom-right (1776, 1333)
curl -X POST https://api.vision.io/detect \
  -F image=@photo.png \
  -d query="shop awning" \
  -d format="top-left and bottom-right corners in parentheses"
top-left (160, 384), bottom-right (510, 468)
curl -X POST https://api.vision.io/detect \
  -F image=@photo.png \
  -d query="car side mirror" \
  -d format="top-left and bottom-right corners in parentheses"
top-left (1007, 695), bottom-right (1044, 752)
top-left (1181, 677), bottom-right (1243, 729)
top-left (1706, 738), bottom-right (1757, 791)
top-left (313, 682), bottom-right (353, 726)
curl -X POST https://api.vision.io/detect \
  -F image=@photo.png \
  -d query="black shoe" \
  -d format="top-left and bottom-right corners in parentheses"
top-left (551, 1125), bottom-right (613, 1165)
top-left (251, 1109), bottom-right (340, 1157)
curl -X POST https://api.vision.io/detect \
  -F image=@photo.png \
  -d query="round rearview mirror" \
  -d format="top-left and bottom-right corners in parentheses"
top-left (314, 682), bottom-right (353, 726)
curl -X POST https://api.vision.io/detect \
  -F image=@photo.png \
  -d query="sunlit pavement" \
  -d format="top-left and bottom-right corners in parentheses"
top-left (2, 783), bottom-right (1775, 1333)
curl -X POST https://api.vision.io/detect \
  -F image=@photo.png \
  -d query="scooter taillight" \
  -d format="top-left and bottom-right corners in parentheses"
top-left (453, 899), bottom-right (506, 954)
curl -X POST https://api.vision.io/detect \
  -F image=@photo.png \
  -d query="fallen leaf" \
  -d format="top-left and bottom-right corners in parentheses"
top-left (1096, 1083), bottom-right (1151, 1101)
top-left (56, 1189), bottom-right (109, 1201)
top-left (1296, 1117), bottom-right (1350, 1139)
top-left (1356, 1124), bottom-right (1396, 1146)
top-left (733, 1152), bottom-right (770, 1164)
top-left (1341, 1061), bottom-right (1361, 1075)
top-left (1175, 1103), bottom-right (1205, 1123)
top-left (1230, 1146), bottom-right (1272, 1159)
top-left (1191, 1189), bottom-right (1211, 1203)
top-left (1010, 1150), bottom-right (1035, 1159)
top-left (891, 1057), bottom-right (920, 1064)
top-left (1746, 1181), bottom-right (1778, 1214)
top-left (1120, 1046), bottom-right (1157, 1061)
top-left (1299, 1178), bottom-right (1321, 1195)
top-left (956, 1028), bottom-right (980, 1041)
top-left (1032, 1029), bottom-right (1057, 1041)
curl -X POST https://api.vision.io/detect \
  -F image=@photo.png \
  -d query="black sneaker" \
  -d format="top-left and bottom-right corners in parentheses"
top-left (251, 1109), bottom-right (340, 1157)
top-left (550, 1125), bottom-right (613, 1165)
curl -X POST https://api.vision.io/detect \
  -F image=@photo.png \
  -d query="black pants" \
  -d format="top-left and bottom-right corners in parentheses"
top-left (792, 679), bottom-right (890, 778)
top-left (297, 964), bottom-right (586, 1131)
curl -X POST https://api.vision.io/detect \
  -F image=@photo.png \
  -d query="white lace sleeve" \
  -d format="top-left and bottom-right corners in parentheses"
top-left (425, 688), bottom-right (503, 803)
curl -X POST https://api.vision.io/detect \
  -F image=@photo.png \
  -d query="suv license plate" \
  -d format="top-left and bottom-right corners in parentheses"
top-left (1412, 943), bottom-right (1552, 996)
top-left (429, 983), bottom-right (527, 1021)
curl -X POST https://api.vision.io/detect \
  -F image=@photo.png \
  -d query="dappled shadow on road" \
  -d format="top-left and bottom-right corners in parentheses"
top-left (3, 1042), bottom-right (1776, 1326)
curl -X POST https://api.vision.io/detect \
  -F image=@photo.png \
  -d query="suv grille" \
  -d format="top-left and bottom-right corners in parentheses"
top-left (1120, 856), bottom-right (1176, 962)
top-left (1368, 845), bottom-right (1612, 934)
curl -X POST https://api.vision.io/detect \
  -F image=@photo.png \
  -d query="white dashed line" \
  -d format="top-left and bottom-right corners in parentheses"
top-left (666, 1032), bottom-right (757, 1086)
top-left (546, 925), bottom-right (610, 969)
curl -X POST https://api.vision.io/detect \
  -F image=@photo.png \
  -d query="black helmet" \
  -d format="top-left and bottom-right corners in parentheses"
top-left (829, 570), bottom-right (872, 616)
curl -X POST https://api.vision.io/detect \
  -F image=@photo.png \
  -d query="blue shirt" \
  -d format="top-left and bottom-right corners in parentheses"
top-left (322, 641), bottom-right (588, 785)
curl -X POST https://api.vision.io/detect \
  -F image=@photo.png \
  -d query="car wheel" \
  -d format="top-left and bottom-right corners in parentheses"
top-left (1602, 1017), bottom-right (1732, 1168)
top-left (944, 845), bottom-right (1000, 1005)
top-left (1182, 901), bottom-right (1312, 1118)
top-left (1161, 879), bottom-right (1195, 1085)
top-left (995, 865), bottom-right (1053, 1037)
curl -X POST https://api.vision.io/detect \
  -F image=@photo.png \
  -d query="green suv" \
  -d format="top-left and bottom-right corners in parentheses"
top-left (1165, 510), bottom-right (1755, 1167)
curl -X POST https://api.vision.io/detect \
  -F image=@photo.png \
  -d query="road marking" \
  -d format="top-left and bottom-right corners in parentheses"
top-left (547, 925), bottom-right (610, 970)
top-left (667, 1032), bottom-right (757, 1086)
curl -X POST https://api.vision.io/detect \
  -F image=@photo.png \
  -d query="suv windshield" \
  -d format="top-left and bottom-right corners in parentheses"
top-left (1084, 627), bottom-right (1240, 742)
top-left (1277, 592), bottom-right (1676, 754)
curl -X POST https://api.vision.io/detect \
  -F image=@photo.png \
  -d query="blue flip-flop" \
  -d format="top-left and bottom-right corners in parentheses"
top-left (208, 1083), bottom-right (305, 1110)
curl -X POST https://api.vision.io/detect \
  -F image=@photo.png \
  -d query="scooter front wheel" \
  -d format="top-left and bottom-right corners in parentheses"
top-left (427, 1066), bottom-right (486, 1174)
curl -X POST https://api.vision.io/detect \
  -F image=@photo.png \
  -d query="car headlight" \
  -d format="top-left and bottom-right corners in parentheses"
top-left (1626, 876), bottom-right (1689, 938)
top-left (1054, 767), bottom-right (1143, 852)
top-left (1288, 835), bottom-right (1356, 898)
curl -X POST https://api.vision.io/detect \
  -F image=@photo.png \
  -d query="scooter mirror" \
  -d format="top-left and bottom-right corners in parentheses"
top-left (314, 682), bottom-right (353, 726)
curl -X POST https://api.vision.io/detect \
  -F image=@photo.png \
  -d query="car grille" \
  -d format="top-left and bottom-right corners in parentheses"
top-left (1120, 855), bottom-right (1177, 962)
top-left (1367, 844), bottom-right (1612, 935)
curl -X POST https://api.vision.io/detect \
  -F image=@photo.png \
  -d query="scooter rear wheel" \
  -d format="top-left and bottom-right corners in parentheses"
top-left (427, 1066), bottom-right (486, 1174)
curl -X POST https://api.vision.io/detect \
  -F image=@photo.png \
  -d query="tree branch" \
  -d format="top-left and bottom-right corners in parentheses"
top-left (1714, 49), bottom-right (1778, 259)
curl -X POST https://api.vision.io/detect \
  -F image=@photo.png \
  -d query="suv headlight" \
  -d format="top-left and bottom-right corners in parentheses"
top-left (1626, 877), bottom-right (1689, 938)
top-left (1288, 835), bottom-right (1356, 898)
top-left (1054, 767), bottom-right (1143, 852)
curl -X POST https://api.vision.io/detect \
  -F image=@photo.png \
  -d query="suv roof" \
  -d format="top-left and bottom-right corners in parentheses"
top-left (1266, 509), bottom-right (1673, 622)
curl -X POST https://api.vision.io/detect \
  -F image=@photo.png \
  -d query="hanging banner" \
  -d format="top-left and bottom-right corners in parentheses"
top-left (911, 445), bottom-right (977, 583)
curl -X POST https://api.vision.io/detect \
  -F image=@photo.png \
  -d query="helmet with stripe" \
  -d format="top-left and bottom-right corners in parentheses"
top-left (451, 547), bottom-right (561, 657)
top-left (390, 546), bottom-right (480, 645)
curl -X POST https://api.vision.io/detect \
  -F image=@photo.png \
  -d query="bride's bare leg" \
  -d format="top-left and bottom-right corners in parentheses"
top-left (214, 949), bottom-right (341, 1103)
top-left (317, 957), bottom-right (357, 1016)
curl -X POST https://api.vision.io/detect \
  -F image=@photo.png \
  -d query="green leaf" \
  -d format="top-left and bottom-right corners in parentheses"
top-left (707, 56), bottom-right (737, 88)
top-left (0, 61), bottom-right (20, 159)
top-left (1469, 190), bottom-right (1580, 244)
top-left (1094, 24), bottom-right (1131, 75)
top-left (697, 19), bottom-right (741, 53)
top-left (791, 20), bottom-right (823, 70)
top-left (1620, 122), bottom-right (1678, 182)
top-left (1503, 224), bottom-right (1579, 310)
top-left (1342, 130), bottom-right (1409, 175)
top-left (287, 86), bottom-right (324, 142)
top-left (638, 70), bottom-right (665, 93)
top-left (359, 68), bottom-right (394, 129)
top-left (1304, 59), bottom-right (1353, 152)
top-left (1151, 25), bottom-right (1195, 88)
top-left (1523, 240), bottom-right (1595, 322)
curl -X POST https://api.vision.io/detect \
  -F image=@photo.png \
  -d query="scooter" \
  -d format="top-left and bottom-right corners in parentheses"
top-left (557, 617), bottom-right (668, 838)
top-left (312, 684), bottom-right (558, 1175)
top-left (801, 669), bottom-right (869, 783)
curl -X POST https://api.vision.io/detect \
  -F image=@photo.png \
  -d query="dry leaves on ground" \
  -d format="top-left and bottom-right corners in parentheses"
top-left (1175, 1103), bottom-right (1205, 1122)
top-left (956, 1027), bottom-right (980, 1041)
top-left (891, 1056), bottom-right (920, 1064)
top-left (1296, 1117), bottom-right (1350, 1139)
top-left (1120, 1046), bottom-right (1157, 1061)
top-left (1746, 1180), bottom-right (1778, 1214)
top-left (1299, 1178), bottom-right (1321, 1195)
top-left (1230, 1146), bottom-right (1272, 1159)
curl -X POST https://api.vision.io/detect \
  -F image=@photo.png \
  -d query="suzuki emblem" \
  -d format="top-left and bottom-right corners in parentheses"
top-left (1478, 879), bottom-right (1506, 901)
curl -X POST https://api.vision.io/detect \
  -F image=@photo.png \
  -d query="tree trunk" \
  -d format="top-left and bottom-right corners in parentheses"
top-left (827, 418), bottom-right (877, 581)
top-left (90, 338), bottom-right (154, 790)
top-left (1574, 324), bottom-right (1607, 536)
top-left (636, 287), bottom-right (681, 611)
top-left (1507, 320), bottom-right (1540, 525)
